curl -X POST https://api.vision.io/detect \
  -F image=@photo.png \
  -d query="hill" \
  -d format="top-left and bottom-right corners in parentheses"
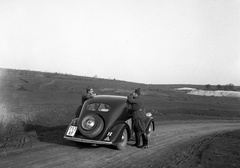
top-left (1, 68), bottom-right (240, 127)
top-left (1, 68), bottom-right (240, 167)
top-left (0, 68), bottom-right (240, 157)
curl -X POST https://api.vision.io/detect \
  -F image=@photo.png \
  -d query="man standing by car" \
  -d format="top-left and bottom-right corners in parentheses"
top-left (127, 88), bottom-right (148, 148)
top-left (75, 86), bottom-right (97, 117)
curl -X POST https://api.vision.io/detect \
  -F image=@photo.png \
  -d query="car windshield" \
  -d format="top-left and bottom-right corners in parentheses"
top-left (86, 103), bottom-right (110, 112)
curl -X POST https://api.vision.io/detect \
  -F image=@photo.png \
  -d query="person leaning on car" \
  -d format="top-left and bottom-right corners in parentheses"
top-left (127, 88), bottom-right (149, 148)
top-left (75, 86), bottom-right (97, 117)
top-left (82, 86), bottom-right (97, 104)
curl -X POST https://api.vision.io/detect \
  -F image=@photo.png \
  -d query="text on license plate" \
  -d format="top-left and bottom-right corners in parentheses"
top-left (66, 126), bottom-right (77, 136)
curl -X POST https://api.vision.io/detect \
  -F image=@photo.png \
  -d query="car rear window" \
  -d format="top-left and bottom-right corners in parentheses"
top-left (86, 103), bottom-right (110, 112)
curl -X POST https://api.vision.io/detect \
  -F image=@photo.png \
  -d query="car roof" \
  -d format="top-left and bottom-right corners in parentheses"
top-left (86, 95), bottom-right (128, 105)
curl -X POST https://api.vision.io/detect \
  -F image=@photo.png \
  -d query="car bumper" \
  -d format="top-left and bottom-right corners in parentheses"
top-left (64, 136), bottom-right (113, 145)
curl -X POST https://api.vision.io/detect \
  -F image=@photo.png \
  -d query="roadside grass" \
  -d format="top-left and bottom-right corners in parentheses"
top-left (0, 103), bottom-right (35, 134)
top-left (0, 104), bottom-right (14, 129)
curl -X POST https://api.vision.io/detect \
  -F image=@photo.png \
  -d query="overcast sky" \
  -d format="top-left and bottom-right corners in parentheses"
top-left (0, 0), bottom-right (240, 85)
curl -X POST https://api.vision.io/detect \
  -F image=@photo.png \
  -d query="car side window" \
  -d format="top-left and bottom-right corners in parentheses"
top-left (86, 103), bottom-right (100, 111)
top-left (86, 103), bottom-right (110, 112)
top-left (98, 103), bottom-right (110, 112)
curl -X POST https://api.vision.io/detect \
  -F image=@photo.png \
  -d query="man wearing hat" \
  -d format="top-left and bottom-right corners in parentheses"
top-left (127, 88), bottom-right (148, 148)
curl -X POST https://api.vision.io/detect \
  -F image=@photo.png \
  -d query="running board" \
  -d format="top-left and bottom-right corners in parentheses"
top-left (64, 136), bottom-right (113, 145)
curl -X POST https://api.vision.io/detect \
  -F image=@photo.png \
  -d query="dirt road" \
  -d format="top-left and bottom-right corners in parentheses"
top-left (1, 121), bottom-right (240, 168)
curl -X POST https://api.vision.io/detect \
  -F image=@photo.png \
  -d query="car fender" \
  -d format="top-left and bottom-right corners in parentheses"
top-left (145, 117), bottom-right (155, 131)
top-left (104, 122), bottom-right (130, 143)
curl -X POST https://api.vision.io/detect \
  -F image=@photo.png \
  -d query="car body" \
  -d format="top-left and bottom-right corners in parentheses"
top-left (64, 95), bottom-right (155, 150)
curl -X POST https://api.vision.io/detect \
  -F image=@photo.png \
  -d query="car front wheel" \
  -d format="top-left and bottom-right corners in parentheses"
top-left (116, 129), bottom-right (128, 150)
top-left (146, 122), bottom-right (154, 138)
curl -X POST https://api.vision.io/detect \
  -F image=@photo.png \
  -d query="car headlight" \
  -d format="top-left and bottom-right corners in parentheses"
top-left (146, 112), bottom-right (152, 117)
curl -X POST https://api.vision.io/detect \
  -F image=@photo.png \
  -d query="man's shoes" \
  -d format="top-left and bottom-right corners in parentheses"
top-left (142, 145), bottom-right (149, 148)
top-left (132, 143), bottom-right (142, 148)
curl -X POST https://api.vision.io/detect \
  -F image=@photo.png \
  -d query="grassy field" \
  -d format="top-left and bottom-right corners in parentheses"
top-left (1, 67), bottom-right (240, 131)
top-left (1, 68), bottom-right (239, 127)
top-left (0, 68), bottom-right (240, 167)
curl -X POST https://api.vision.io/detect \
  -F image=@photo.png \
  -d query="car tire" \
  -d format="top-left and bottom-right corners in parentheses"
top-left (116, 129), bottom-right (128, 150)
top-left (78, 113), bottom-right (104, 138)
top-left (146, 122), bottom-right (153, 138)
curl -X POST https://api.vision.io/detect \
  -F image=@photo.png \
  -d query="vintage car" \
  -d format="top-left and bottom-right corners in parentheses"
top-left (64, 95), bottom-right (155, 150)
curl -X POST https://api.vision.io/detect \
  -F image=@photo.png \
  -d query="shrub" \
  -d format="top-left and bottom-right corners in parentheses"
top-left (205, 84), bottom-right (212, 90)
top-left (224, 83), bottom-right (235, 91)
top-left (216, 84), bottom-right (222, 90)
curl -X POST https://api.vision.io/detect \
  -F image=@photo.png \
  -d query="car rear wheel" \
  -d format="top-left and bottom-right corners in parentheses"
top-left (116, 129), bottom-right (128, 150)
top-left (78, 113), bottom-right (104, 138)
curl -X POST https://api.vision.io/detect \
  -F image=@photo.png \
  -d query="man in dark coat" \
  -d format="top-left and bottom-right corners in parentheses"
top-left (127, 88), bottom-right (148, 148)
top-left (81, 86), bottom-right (97, 104)
top-left (75, 86), bottom-right (96, 117)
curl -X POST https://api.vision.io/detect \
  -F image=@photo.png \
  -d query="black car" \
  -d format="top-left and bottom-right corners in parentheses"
top-left (64, 95), bottom-right (154, 150)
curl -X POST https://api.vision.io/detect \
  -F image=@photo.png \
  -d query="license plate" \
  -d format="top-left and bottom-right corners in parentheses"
top-left (66, 126), bottom-right (77, 136)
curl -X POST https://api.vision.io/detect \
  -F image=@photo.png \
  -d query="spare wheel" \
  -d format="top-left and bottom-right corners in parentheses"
top-left (78, 113), bottom-right (104, 138)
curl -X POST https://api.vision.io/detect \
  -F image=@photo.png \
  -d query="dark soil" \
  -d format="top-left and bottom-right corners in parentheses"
top-left (199, 130), bottom-right (240, 168)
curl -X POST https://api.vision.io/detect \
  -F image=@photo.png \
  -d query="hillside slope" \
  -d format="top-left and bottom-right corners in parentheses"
top-left (0, 68), bottom-right (240, 149)
top-left (1, 68), bottom-right (240, 167)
